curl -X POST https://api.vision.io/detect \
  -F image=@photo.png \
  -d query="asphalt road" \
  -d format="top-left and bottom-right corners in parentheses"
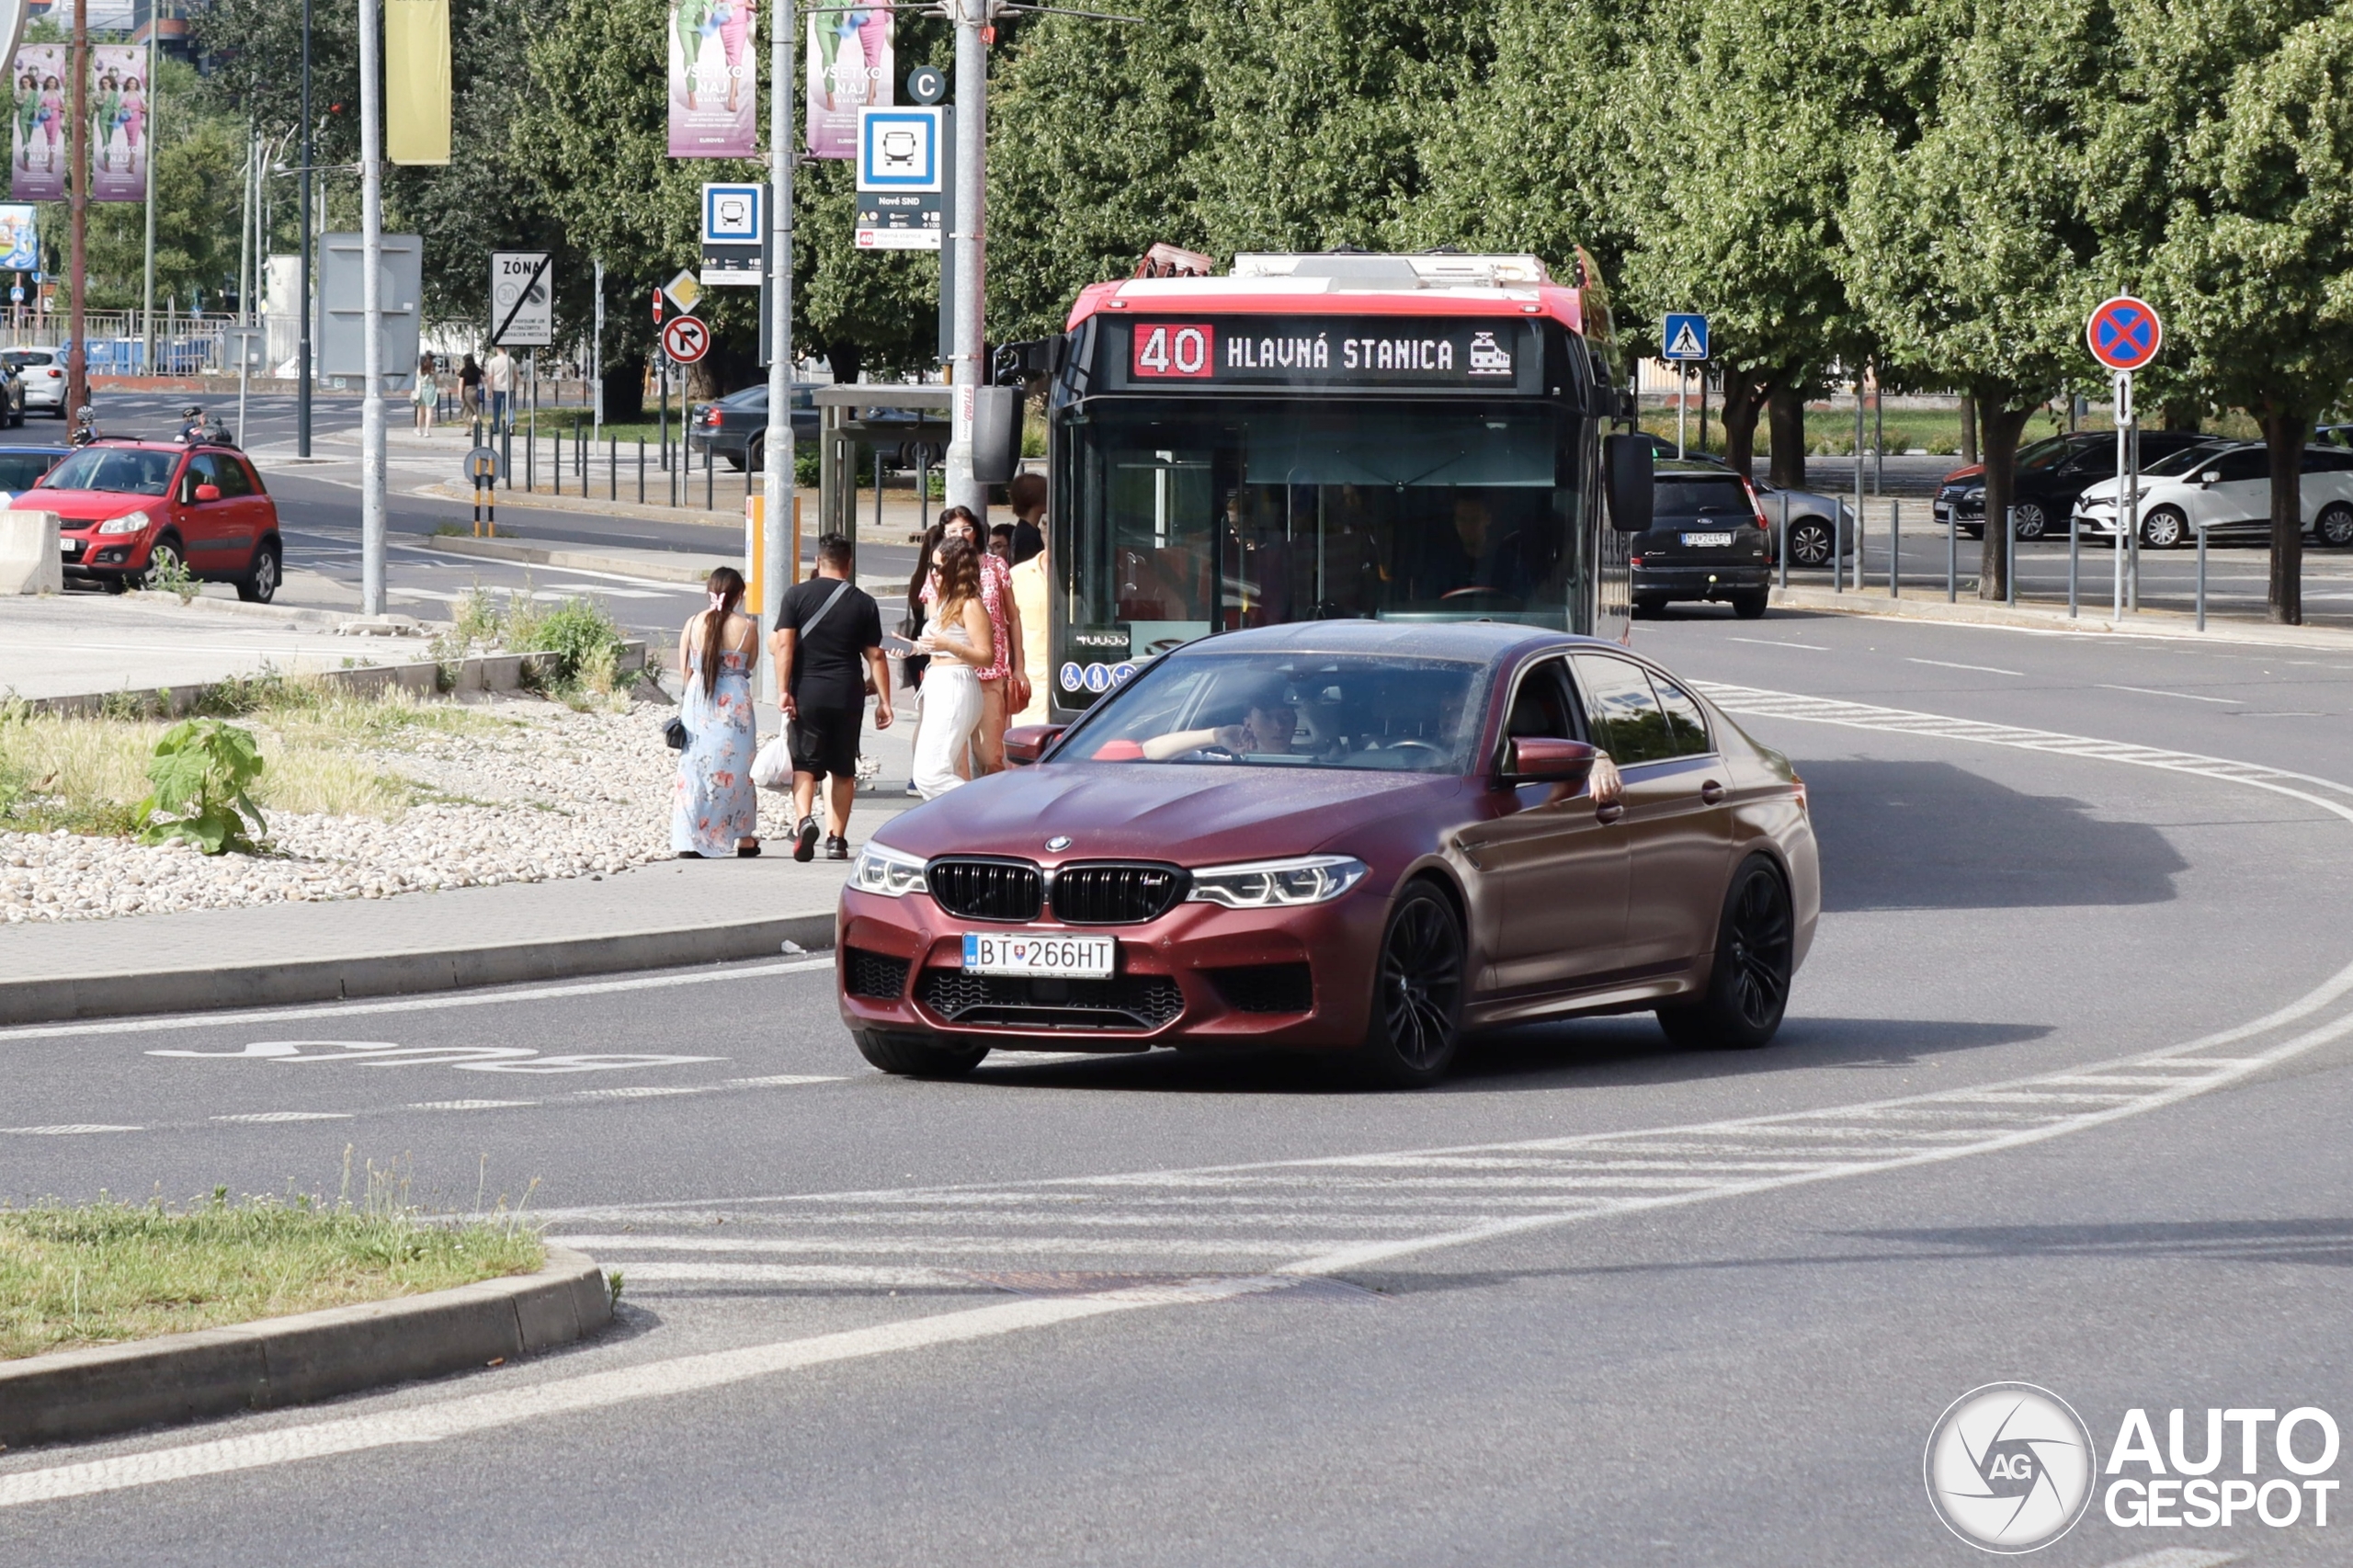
top-left (5, 609), bottom-right (2351, 1564)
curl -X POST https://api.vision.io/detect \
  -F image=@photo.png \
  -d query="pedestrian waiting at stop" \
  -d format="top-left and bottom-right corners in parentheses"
top-left (772, 533), bottom-right (892, 862)
top-left (671, 566), bottom-right (762, 859)
top-left (484, 345), bottom-right (516, 433)
top-left (413, 351), bottom-right (438, 437)
top-left (458, 352), bottom-right (483, 424)
top-left (923, 506), bottom-right (1024, 778)
top-left (910, 536), bottom-right (994, 800)
top-left (1006, 471), bottom-right (1048, 564)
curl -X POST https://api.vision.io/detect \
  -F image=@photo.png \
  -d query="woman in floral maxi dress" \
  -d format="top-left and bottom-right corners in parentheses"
top-left (671, 567), bottom-right (762, 858)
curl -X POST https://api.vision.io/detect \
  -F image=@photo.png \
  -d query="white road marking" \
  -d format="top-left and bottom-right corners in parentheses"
top-left (1726, 637), bottom-right (1830, 650)
top-left (1906, 657), bottom-right (2024, 676)
top-left (405, 1100), bottom-right (540, 1112)
top-left (2093, 1550), bottom-right (2239, 1568)
top-left (2097, 683), bottom-right (2240, 704)
top-left (0, 959), bottom-right (834, 1044)
top-left (208, 1111), bottom-right (354, 1123)
top-left (0, 1123), bottom-right (142, 1135)
top-left (620, 1262), bottom-right (983, 1288)
top-left (724, 1074), bottom-right (847, 1088)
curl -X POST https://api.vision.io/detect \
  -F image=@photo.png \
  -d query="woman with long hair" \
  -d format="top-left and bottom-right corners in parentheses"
top-left (896, 519), bottom-right (944, 794)
top-left (909, 538), bottom-right (993, 800)
top-left (920, 505), bottom-right (1021, 777)
top-left (670, 566), bottom-right (762, 857)
top-left (412, 351), bottom-right (438, 436)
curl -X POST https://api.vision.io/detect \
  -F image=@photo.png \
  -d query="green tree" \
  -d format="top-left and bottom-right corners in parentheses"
top-left (2143, 6), bottom-right (2353, 624)
top-left (1842, 0), bottom-right (2110, 600)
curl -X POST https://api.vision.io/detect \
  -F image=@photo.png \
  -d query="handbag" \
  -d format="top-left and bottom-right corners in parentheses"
top-left (661, 715), bottom-right (688, 750)
top-left (897, 607), bottom-right (930, 688)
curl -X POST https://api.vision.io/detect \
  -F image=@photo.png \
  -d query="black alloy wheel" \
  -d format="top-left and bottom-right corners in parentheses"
top-left (2316, 504), bottom-right (2353, 550)
top-left (2013, 502), bottom-right (2050, 540)
top-left (855, 1028), bottom-right (990, 1078)
top-left (1656, 856), bottom-right (1794, 1051)
top-left (1357, 881), bottom-right (1465, 1087)
top-left (2140, 506), bottom-right (2189, 550)
top-left (1786, 518), bottom-right (1835, 567)
top-left (238, 540), bottom-right (281, 603)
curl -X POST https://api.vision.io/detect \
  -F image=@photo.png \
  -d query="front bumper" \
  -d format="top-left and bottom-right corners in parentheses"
top-left (836, 884), bottom-right (1386, 1052)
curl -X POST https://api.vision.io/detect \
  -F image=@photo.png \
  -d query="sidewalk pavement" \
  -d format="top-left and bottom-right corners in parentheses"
top-left (1768, 581), bottom-right (2353, 653)
top-left (0, 591), bottom-right (434, 703)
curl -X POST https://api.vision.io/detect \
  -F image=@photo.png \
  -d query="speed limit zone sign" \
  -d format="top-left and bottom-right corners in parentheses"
top-left (662, 315), bottom-right (710, 365)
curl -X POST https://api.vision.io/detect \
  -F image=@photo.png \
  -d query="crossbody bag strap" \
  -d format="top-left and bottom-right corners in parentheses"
top-left (795, 578), bottom-right (854, 640)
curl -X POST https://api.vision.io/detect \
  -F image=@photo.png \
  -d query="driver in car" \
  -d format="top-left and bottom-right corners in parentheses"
top-left (1142, 691), bottom-right (1303, 760)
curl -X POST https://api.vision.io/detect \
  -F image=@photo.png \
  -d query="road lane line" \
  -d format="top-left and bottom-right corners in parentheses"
top-left (0, 1278), bottom-right (1293, 1510)
top-left (209, 1111), bottom-right (354, 1123)
top-left (0, 959), bottom-right (835, 1044)
top-left (1726, 637), bottom-right (1830, 650)
top-left (1906, 657), bottom-right (2024, 676)
top-left (0, 1124), bottom-right (142, 1135)
top-left (2097, 683), bottom-right (2241, 704)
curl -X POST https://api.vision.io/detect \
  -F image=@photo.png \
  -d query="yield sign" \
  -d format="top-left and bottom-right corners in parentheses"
top-left (2086, 296), bottom-right (2162, 371)
top-left (662, 314), bottom-right (710, 365)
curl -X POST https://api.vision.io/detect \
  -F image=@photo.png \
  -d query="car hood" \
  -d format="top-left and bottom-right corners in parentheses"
top-left (1939, 463), bottom-right (1985, 488)
top-left (874, 764), bottom-right (1461, 867)
top-left (30, 489), bottom-right (156, 524)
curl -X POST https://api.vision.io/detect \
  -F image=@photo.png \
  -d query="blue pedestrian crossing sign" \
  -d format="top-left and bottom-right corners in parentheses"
top-left (1662, 313), bottom-right (1711, 362)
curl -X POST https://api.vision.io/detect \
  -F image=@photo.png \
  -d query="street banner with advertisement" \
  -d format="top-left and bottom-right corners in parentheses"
top-left (386, 0), bottom-right (451, 165)
top-left (804, 6), bottom-right (891, 160)
top-left (0, 202), bottom-right (35, 271)
top-left (87, 43), bottom-right (145, 201)
top-left (8, 44), bottom-right (65, 201)
top-left (667, 0), bottom-right (759, 158)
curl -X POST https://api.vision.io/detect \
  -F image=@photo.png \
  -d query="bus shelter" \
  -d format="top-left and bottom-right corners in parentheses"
top-left (814, 385), bottom-right (953, 551)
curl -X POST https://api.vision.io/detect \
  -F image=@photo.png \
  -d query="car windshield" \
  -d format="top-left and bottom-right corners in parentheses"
top-left (2143, 443), bottom-right (2232, 478)
top-left (37, 448), bottom-right (176, 494)
top-left (1060, 651), bottom-right (1488, 773)
top-left (2016, 437), bottom-right (2078, 472)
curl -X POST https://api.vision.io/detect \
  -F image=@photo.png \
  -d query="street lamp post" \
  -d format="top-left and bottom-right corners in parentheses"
top-left (66, 0), bottom-right (86, 421)
top-left (358, 0), bottom-right (384, 615)
top-left (141, 1), bottom-right (159, 370)
top-left (757, 0), bottom-right (794, 698)
top-left (297, 0), bottom-right (313, 457)
top-left (942, 0), bottom-right (988, 519)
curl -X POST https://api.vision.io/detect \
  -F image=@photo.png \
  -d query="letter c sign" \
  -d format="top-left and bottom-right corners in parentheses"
top-left (1131, 323), bottom-right (1214, 380)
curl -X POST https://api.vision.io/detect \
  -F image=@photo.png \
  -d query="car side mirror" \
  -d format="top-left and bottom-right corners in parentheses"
top-left (2198, 472), bottom-right (2219, 487)
top-left (1604, 433), bottom-right (1653, 533)
top-left (1504, 736), bottom-right (1597, 784)
top-left (1003, 723), bottom-right (1065, 767)
top-left (193, 483), bottom-right (221, 503)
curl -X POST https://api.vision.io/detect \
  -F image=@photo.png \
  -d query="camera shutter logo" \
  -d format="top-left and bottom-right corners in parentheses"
top-left (1925, 1383), bottom-right (2097, 1552)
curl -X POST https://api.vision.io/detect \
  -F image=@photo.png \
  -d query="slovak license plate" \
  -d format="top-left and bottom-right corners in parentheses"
top-left (961, 931), bottom-right (1115, 978)
top-left (1681, 531), bottom-right (1734, 547)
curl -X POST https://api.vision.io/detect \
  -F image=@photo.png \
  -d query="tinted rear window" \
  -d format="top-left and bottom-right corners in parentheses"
top-left (1655, 478), bottom-right (1753, 519)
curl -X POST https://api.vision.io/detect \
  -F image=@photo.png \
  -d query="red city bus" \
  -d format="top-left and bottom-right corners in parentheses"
top-left (1021, 250), bottom-right (1645, 720)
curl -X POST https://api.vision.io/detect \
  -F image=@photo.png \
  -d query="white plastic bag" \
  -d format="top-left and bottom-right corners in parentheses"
top-left (751, 733), bottom-right (794, 792)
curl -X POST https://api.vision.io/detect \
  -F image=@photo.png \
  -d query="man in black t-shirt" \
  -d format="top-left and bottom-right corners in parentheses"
top-left (770, 533), bottom-right (892, 862)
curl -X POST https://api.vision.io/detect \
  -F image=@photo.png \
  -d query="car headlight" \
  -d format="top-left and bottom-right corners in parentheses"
top-left (1186, 854), bottom-right (1369, 908)
top-left (848, 842), bottom-right (928, 898)
top-left (97, 510), bottom-right (152, 535)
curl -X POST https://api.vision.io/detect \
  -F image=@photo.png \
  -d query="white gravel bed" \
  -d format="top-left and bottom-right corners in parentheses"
top-left (1, 696), bottom-right (692, 923)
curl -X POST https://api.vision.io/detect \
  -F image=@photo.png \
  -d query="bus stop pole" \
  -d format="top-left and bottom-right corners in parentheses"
top-left (1889, 500), bottom-right (1899, 598)
top-left (943, 0), bottom-right (989, 519)
top-left (357, 0), bottom-right (385, 616)
top-left (2196, 524), bottom-right (2208, 631)
top-left (1777, 494), bottom-right (1788, 592)
top-left (2068, 513), bottom-right (2079, 618)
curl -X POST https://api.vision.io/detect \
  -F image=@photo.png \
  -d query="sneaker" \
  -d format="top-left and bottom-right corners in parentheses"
top-left (824, 835), bottom-right (850, 861)
top-left (792, 815), bottom-right (819, 863)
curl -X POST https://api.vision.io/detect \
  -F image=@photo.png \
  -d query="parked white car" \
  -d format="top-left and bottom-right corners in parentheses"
top-left (1, 347), bottom-right (66, 417)
top-left (2074, 440), bottom-right (2353, 549)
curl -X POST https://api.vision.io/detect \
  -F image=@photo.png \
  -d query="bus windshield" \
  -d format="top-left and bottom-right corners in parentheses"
top-left (1063, 397), bottom-right (1580, 655)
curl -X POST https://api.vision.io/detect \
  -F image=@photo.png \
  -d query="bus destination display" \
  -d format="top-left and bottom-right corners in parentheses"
top-left (1114, 316), bottom-right (1541, 392)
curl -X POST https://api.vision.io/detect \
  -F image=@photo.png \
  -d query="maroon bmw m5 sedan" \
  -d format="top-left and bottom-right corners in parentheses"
top-left (837, 622), bottom-right (1819, 1086)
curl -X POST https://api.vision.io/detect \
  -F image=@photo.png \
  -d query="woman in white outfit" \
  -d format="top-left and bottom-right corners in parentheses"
top-left (910, 537), bottom-right (994, 800)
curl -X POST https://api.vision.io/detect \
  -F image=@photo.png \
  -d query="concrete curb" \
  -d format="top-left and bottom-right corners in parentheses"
top-left (1768, 584), bottom-right (2353, 653)
top-left (423, 534), bottom-right (731, 585)
top-left (0, 1244), bottom-right (611, 1449)
top-left (0, 910), bottom-right (836, 1026)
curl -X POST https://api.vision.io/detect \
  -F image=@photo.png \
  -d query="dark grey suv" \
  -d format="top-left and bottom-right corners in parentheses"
top-left (1631, 461), bottom-right (1773, 618)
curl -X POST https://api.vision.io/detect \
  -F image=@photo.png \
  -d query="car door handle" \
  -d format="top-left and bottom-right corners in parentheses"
top-left (1699, 780), bottom-right (1725, 805)
top-left (1594, 802), bottom-right (1624, 824)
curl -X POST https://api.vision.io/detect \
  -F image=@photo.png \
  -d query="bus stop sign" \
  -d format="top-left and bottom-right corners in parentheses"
top-left (2087, 296), bottom-right (2161, 371)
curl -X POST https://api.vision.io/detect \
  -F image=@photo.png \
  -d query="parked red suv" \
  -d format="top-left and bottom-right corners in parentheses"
top-left (39, 440), bottom-right (283, 601)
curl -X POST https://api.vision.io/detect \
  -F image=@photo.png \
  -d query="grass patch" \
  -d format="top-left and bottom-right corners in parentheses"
top-left (0, 1176), bottom-right (544, 1361)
